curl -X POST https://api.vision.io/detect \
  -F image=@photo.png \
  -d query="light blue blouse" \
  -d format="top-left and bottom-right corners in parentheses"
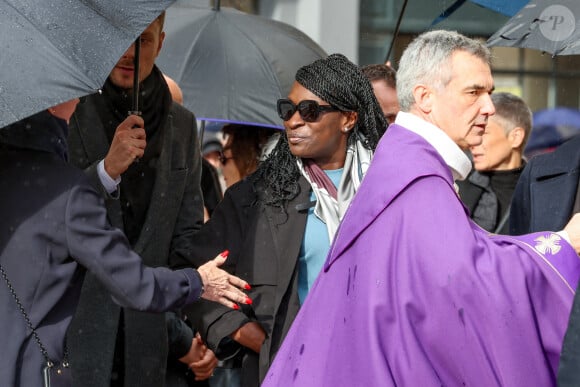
top-left (298, 168), bottom-right (343, 305)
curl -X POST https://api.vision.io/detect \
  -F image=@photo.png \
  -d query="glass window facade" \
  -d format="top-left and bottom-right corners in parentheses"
top-left (359, 0), bottom-right (580, 110)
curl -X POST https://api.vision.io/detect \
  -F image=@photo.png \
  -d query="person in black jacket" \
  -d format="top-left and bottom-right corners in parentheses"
top-left (458, 92), bottom-right (532, 234)
top-left (172, 53), bottom-right (387, 387)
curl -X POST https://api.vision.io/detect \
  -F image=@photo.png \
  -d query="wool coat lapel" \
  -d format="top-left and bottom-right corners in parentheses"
top-left (264, 177), bottom-right (310, 311)
top-left (132, 116), bottom-right (172, 255)
top-left (528, 138), bottom-right (580, 231)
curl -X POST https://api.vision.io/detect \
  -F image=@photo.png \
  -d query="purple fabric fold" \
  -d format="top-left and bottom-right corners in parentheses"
top-left (263, 124), bottom-right (580, 387)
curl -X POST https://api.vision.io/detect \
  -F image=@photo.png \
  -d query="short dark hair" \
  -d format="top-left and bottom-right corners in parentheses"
top-left (491, 92), bottom-right (532, 147)
top-left (222, 124), bottom-right (278, 178)
top-left (361, 64), bottom-right (396, 89)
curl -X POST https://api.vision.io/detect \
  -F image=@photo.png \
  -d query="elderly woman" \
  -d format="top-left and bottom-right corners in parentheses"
top-left (173, 54), bottom-right (386, 386)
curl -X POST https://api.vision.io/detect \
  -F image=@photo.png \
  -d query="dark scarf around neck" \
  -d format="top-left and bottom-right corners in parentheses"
top-left (92, 65), bottom-right (173, 245)
top-left (97, 65), bottom-right (172, 142)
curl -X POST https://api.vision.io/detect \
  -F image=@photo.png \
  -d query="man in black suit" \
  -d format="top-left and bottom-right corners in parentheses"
top-left (510, 134), bottom-right (580, 386)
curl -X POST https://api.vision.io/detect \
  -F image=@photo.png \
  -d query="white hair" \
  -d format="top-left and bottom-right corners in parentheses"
top-left (397, 30), bottom-right (492, 111)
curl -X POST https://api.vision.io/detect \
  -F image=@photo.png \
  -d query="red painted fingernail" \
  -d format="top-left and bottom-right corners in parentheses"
top-left (245, 297), bottom-right (253, 305)
top-left (244, 284), bottom-right (251, 290)
top-left (233, 303), bottom-right (239, 310)
top-left (220, 250), bottom-right (229, 258)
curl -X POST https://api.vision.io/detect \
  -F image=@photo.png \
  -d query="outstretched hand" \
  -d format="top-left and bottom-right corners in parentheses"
top-left (197, 251), bottom-right (252, 308)
top-left (564, 213), bottom-right (580, 255)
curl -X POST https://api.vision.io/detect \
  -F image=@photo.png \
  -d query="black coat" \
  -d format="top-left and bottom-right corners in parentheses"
top-left (510, 136), bottom-right (580, 235)
top-left (172, 175), bottom-right (311, 386)
top-left (513, 136), bottom-right (580, 387)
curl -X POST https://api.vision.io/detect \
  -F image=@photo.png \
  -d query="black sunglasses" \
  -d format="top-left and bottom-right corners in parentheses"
top-left (218, 152), bottom-right (234, 165)
top-left (277, 99), bottom-right (341, 122)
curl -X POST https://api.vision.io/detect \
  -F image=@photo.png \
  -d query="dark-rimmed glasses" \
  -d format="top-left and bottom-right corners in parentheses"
top-left (218, 152), bottom-right (234, 165)
top-left (277, 99), bottom-right (341, 122)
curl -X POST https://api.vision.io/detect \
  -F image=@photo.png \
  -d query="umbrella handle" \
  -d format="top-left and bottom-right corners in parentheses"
top-left (129, 36), bottom-right (142, 162)
top-left (131, 36), bottom-right (141, 116)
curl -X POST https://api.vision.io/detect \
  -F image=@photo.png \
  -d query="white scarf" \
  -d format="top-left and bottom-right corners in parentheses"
top-left (297, 136), bottom-right (373, 242)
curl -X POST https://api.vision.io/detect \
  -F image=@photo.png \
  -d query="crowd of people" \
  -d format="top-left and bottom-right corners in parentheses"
top-left (1, 10), bottom-right (580, 387)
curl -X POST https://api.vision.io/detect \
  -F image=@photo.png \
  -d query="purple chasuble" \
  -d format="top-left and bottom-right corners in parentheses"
top-left (263, 124), bottom-right (580, 387)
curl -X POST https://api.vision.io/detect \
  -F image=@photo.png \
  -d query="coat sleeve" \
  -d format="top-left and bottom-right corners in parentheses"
top-left (384, 175), bottom-right (577, 384)
top-left (172, 181), bottom-right (255, 357)
top-left (166, 311), bottom-right (195, 358)
top-left (509, 156), bottom-right (534, 235)
top-left (64, 178), bottom-right (203, 311)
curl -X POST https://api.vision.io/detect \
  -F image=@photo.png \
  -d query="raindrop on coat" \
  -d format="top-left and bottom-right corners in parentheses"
top-left (293, 368), bottom-right (299, 380)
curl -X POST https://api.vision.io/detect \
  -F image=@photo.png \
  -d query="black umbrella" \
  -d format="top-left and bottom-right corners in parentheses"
top-left (487, 0), bottom-right (580, 56)
top-left (156, 0), bottom-right (327, 129)
top-left (0, 0), bottom-right (176, 129)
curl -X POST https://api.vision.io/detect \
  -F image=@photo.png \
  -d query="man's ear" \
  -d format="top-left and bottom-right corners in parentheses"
top-left (413, 84), bottom-right (433, 114)
top-left (508, 126), bottom-right (525, 149)
top-left (156, 31), bottom-right (165, 57)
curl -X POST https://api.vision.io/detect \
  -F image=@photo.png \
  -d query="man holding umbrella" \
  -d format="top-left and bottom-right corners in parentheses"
top-left (67, 12), bottom-right (215, 387)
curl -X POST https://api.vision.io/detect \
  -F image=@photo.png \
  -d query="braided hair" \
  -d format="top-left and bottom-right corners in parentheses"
top-left (252, 53), bottom-right (387, 211)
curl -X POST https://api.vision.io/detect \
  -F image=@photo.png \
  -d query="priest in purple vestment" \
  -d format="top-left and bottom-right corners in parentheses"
top-left (262, 30), bottom-right (580, 387)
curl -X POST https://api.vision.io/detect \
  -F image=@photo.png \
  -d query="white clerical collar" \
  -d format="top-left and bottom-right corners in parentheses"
top-left (394, 111), bottom-right (472, 181)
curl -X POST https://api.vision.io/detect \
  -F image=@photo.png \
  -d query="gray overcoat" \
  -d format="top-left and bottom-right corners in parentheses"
top-left (66, 99), bottom-right (203, 386)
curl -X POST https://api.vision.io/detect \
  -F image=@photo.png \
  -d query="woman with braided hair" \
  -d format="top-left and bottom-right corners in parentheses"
top-left (171, 53), bottom-right (387, 387)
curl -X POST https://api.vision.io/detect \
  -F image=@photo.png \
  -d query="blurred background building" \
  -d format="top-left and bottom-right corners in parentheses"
top-left (215, 0), bottom-right (580, 112)
top-left (183, 0), bottom-right (580, 156)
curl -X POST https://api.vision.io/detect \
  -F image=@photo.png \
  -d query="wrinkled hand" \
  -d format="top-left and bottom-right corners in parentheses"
top-left (231, 321), bottom-right (266, 354)
top-left (188, 334), bottom-right (218, 381)
top-left (197, 251), bottom-right (251, 308)
top-left (103, 114), bottom-right (146, 179)
top-left (564, 213), bottom-right (580, 255)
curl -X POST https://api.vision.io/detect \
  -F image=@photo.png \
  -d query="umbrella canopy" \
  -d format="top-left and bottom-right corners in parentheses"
top-left (432, 0), bottom-right (528, 25)
top-left (0, 0), bottom-right (176, 129)
top-left (156, 1), bottom-right (327, 129)
top-left (525, 107), bottom-right (580, 156)
top-left (487, 0), bottom-right (580, 56)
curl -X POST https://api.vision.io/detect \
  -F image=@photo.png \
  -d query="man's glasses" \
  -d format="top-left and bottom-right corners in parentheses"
top-left (218, 152), bottom-right (234, 165)
top-left (277, 99), bottom-right (341, 122)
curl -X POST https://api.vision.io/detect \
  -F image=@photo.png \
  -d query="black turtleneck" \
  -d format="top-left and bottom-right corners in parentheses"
top-left (485, 165), bottom-right (525, 224)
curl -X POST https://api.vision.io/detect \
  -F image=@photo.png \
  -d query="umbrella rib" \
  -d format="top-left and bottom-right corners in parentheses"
top-left (176, 15), bottom-right (215, 82)
top-left (227, 15), bottom-right (318, 94)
